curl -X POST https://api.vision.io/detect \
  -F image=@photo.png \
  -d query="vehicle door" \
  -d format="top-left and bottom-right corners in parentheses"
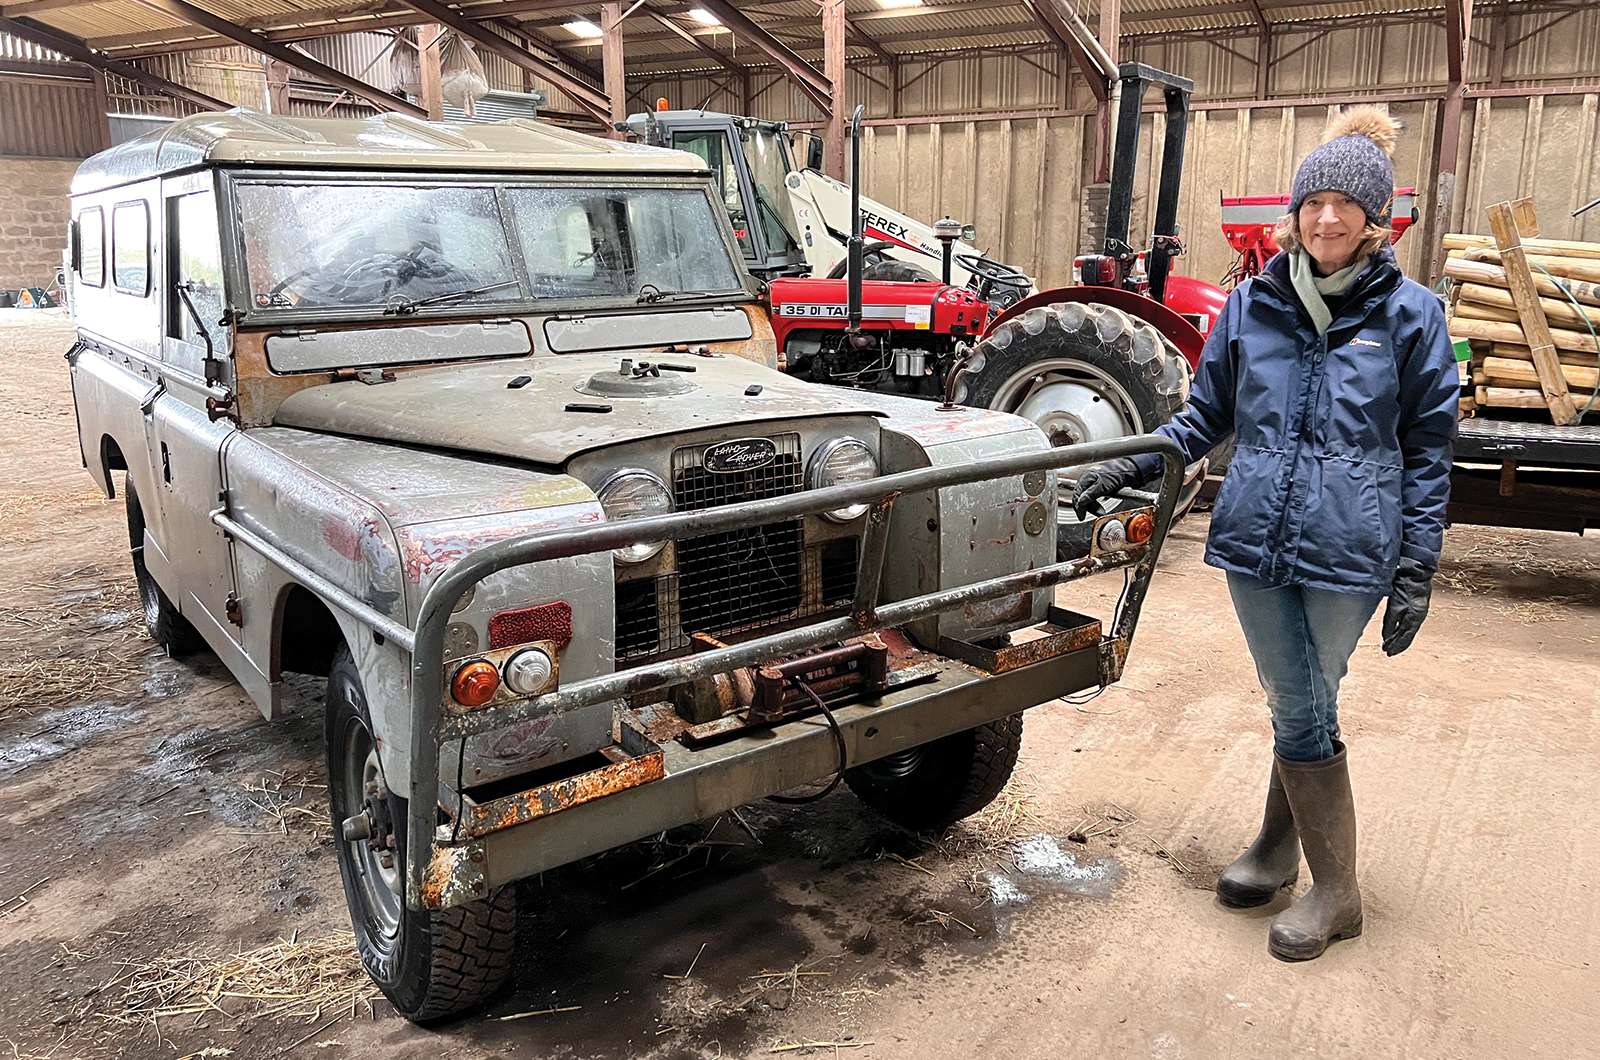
top-left (669, 123), bottom-right (765, 266)
top-left (151, 172), bottom-right (241, 647)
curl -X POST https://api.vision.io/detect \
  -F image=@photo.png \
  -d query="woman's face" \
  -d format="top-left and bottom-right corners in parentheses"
top-left (1298, 191), bottom-right (1369, 273)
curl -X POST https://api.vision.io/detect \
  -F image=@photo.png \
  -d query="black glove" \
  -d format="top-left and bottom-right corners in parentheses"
top-left (1071, 457), bottom-right (1142, 522)
top-left (1382, 556), bottom-right (1434, 656)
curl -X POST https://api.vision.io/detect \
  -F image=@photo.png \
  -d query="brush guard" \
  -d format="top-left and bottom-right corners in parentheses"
top-left (226, 434), bottom-right (1182, 911)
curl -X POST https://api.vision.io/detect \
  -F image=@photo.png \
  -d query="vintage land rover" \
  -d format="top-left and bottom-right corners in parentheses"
top-left (62, 109), bottom-right (1182, 1021)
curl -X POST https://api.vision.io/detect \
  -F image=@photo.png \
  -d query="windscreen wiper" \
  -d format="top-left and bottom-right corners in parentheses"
top-left (635, 286), bottom-right (732, 305)
top-left (384, 280), bottom-right (520, 316)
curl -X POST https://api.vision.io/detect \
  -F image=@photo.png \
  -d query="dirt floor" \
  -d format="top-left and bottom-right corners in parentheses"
top-left (2, 306), bottom-right (1597, 1060)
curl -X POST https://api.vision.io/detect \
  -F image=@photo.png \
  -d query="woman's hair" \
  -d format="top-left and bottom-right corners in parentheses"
top-left (1274, 210), bottom-right (1391, 264)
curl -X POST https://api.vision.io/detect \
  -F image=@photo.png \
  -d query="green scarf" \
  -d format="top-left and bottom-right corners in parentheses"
top-left (1288, 249), bottom-right (1365, 336)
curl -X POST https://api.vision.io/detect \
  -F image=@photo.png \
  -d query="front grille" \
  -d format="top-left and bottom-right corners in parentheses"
top-left (613, 434), bottom-right (861, 663)
top-left (671, 434), bottom-right (803, 509)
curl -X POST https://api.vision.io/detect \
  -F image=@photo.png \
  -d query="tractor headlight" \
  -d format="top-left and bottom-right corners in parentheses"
top-left (597, 469), bottom-right (672, 563)
top-left (808, 437), bottom-right (878, 522)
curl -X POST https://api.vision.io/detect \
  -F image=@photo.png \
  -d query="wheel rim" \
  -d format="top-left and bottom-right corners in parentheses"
top-left (340, 705), bottom-right (402, 938)
top-left (987, 359), bottom-right (1146, 524)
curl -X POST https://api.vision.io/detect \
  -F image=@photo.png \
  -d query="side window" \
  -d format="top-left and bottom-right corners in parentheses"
top-left (112, 201), bottom-right (150, 296)
top-left (79, 206), bottom-right (104, 288)
top-left (167, 190), bottom-right (224, 349)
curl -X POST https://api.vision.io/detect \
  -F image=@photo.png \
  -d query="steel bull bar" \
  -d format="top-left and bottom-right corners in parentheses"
top-left (402, 435), bottom-right (1183, 911)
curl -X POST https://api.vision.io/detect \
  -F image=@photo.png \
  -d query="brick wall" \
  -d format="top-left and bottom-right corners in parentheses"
top-left (0, 158), bottom-right (78, 291)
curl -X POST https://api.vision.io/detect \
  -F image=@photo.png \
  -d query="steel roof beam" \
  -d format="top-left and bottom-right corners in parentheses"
top-left (647, 9), bottom-right (743, 72)
top-left (393, 0), bottom-right (612, 124)
top-left (0, 13), bottom-right (229, 110)
top-left (123, 0), bottom-right (427, 115)
top-left (491, 17), bottom-right (602, 83)
top-left (687, 0), bottom-right (830, 114)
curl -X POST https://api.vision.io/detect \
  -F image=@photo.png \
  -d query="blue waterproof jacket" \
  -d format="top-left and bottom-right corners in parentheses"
top-left (1133, 247), bottom-right (1459, 594)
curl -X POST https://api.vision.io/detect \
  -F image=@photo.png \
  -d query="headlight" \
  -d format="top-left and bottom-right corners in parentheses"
top-left (807, 437), bottom-right (878, 522)
top-left (597, 469), bottom-right (672, 563)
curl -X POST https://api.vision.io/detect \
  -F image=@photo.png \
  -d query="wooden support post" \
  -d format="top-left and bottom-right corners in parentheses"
top-left (822, 0), bottom-right (846, 179)
top-left (263, 57), bottom-right (291, 115)
top-left (89, 68), bottom-right (111, 151)
top-left (1484, 200), bottom-right (1579, 424)
top-left (418, 24), bottom-right (444, 120)
top-left (1093, 0), bottom-right (1119, 185)
top-left (602, 1), bottom-right (625, 137)
top-left (1427, 0), bottom-right (1472, 285)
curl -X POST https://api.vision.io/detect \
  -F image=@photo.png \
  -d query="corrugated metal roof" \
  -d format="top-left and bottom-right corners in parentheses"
top-left (21, 0), bottom-right (1562, 79)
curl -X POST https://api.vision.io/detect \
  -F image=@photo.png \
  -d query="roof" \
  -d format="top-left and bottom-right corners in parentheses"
top-left (71, 107), bottom-right (711, 195)
top-left (20, 0), bottom-right (1510, 78)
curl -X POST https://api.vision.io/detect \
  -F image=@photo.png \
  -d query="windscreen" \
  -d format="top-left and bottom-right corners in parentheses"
top-left (504, 186), bottom-right (743, 299)
top-left (234, 180), bottom-right (743, 316)
top-left (237, 183), bottom-right (519, 313)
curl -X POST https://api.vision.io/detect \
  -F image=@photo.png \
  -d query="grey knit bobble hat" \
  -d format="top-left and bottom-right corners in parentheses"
top-left (1289, 106), bottom-right (1402, 224)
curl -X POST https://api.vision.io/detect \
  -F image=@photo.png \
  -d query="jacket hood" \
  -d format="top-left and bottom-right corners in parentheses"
top-left (1255, 245), bottom-right (1403, 333)
top-left (271, 353), bottom-right (883, 466)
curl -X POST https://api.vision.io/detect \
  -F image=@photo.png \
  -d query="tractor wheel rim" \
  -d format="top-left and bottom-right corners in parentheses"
top-left (988, 359), bottom-right (1145, 523)
top-left (344, 719), bottom-right (402, 936)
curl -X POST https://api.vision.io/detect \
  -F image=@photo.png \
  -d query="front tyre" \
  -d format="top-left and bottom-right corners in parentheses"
top-left (844, 715), bottom-right (1023, 833)
top-left (326, 643), bottom-right (516, 1022)
top-left (956, 302), bottom-right (1197, 558)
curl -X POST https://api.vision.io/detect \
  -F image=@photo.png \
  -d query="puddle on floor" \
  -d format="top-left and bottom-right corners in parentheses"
top-left (0, 700), bottom-right (145, 779)
top-left (988, 833), bottom-right (1122, 908)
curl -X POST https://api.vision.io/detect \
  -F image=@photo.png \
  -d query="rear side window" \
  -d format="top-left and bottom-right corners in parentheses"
top-left (113, 201), bottom-right (150, 296)
top-left (79, 206), bottom-right (104, 288)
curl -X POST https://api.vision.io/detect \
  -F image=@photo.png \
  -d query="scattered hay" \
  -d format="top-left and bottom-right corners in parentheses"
top-left (0, 574), bottom-right (148, 718)
top-left (99, 932), bottom-right (378, 1037)
top-left (240, 770), bottom-right (332, 840)
top-left (0, 648), bottom-right (148, 715)
top-left (1493, 600), bottom-right (1568, 624)
top-left (0, 488), bottom-right (116, 544)
top-left (929, 771), bottom-right (1048, 893)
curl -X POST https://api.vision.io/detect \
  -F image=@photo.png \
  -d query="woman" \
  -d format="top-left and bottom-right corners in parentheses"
top-left (1073, 108), bottom-right (1459, 961)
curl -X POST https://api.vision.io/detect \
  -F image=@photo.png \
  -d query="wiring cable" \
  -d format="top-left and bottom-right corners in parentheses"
top-left (765, 676), bottom-right (849, 805)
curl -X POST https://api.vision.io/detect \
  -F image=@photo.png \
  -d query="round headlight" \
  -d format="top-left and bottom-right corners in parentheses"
top-left (597, 469), bottom-right (672, 563)
top-left (808, 437), bottom-right (878, 522)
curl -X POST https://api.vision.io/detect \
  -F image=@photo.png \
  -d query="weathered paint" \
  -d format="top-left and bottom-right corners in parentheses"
top-left (458, 747), bottom-right (667, 839)
top-left (421, 839), bottom-right (488, 911)
top-left (273, 353), bottom-right (889, 467)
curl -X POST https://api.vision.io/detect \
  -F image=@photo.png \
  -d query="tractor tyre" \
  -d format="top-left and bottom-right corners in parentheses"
top-left (844, 714), bottom-right (1023, 834)
top-left (954, 301), bottom-right (1197, 559)
top-left (327, 643), bottom-right (518, 1022)
top-left (125, 473), bottom-right (206, 657)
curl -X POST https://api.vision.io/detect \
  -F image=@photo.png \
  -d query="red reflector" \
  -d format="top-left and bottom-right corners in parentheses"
top-left (489, 601), bottom-right (573, 650)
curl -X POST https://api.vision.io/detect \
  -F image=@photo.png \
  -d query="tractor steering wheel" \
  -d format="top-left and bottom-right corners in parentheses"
top-left (952, 253), bottom-right (1030, 289)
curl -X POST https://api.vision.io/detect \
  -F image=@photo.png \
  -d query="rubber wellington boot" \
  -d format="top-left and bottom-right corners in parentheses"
top-left (1216, 762), bottom-right (1300, 907)
top-left (1269, 744), bottom-right (1362, 961)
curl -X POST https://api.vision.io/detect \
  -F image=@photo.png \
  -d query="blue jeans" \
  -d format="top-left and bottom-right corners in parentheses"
top-left (1226, 573), bottom-right (1382, 762)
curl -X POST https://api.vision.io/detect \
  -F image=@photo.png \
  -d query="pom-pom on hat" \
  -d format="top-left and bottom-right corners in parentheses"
top-left (1289, 106), bottom-right (1402, 224)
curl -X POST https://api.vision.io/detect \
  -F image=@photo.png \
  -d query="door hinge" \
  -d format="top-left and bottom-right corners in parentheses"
top-left (206, 393), bottom-right (239, 424)
top-left (225, 592), bottom-right (243, 627)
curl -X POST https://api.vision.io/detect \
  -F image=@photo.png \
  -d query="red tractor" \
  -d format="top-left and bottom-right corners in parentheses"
top-left (766, 63), bottom-right (1226, 557)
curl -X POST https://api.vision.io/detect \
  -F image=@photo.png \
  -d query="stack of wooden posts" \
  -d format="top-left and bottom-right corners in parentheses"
top-left (1444, 199), bottom-right (1600, 424)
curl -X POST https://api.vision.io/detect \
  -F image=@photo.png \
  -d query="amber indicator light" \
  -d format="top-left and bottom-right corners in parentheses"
top-left (451, 660), bottom-right (500, 706)
top-left (1126, 511), bottom-right (1155, 545)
